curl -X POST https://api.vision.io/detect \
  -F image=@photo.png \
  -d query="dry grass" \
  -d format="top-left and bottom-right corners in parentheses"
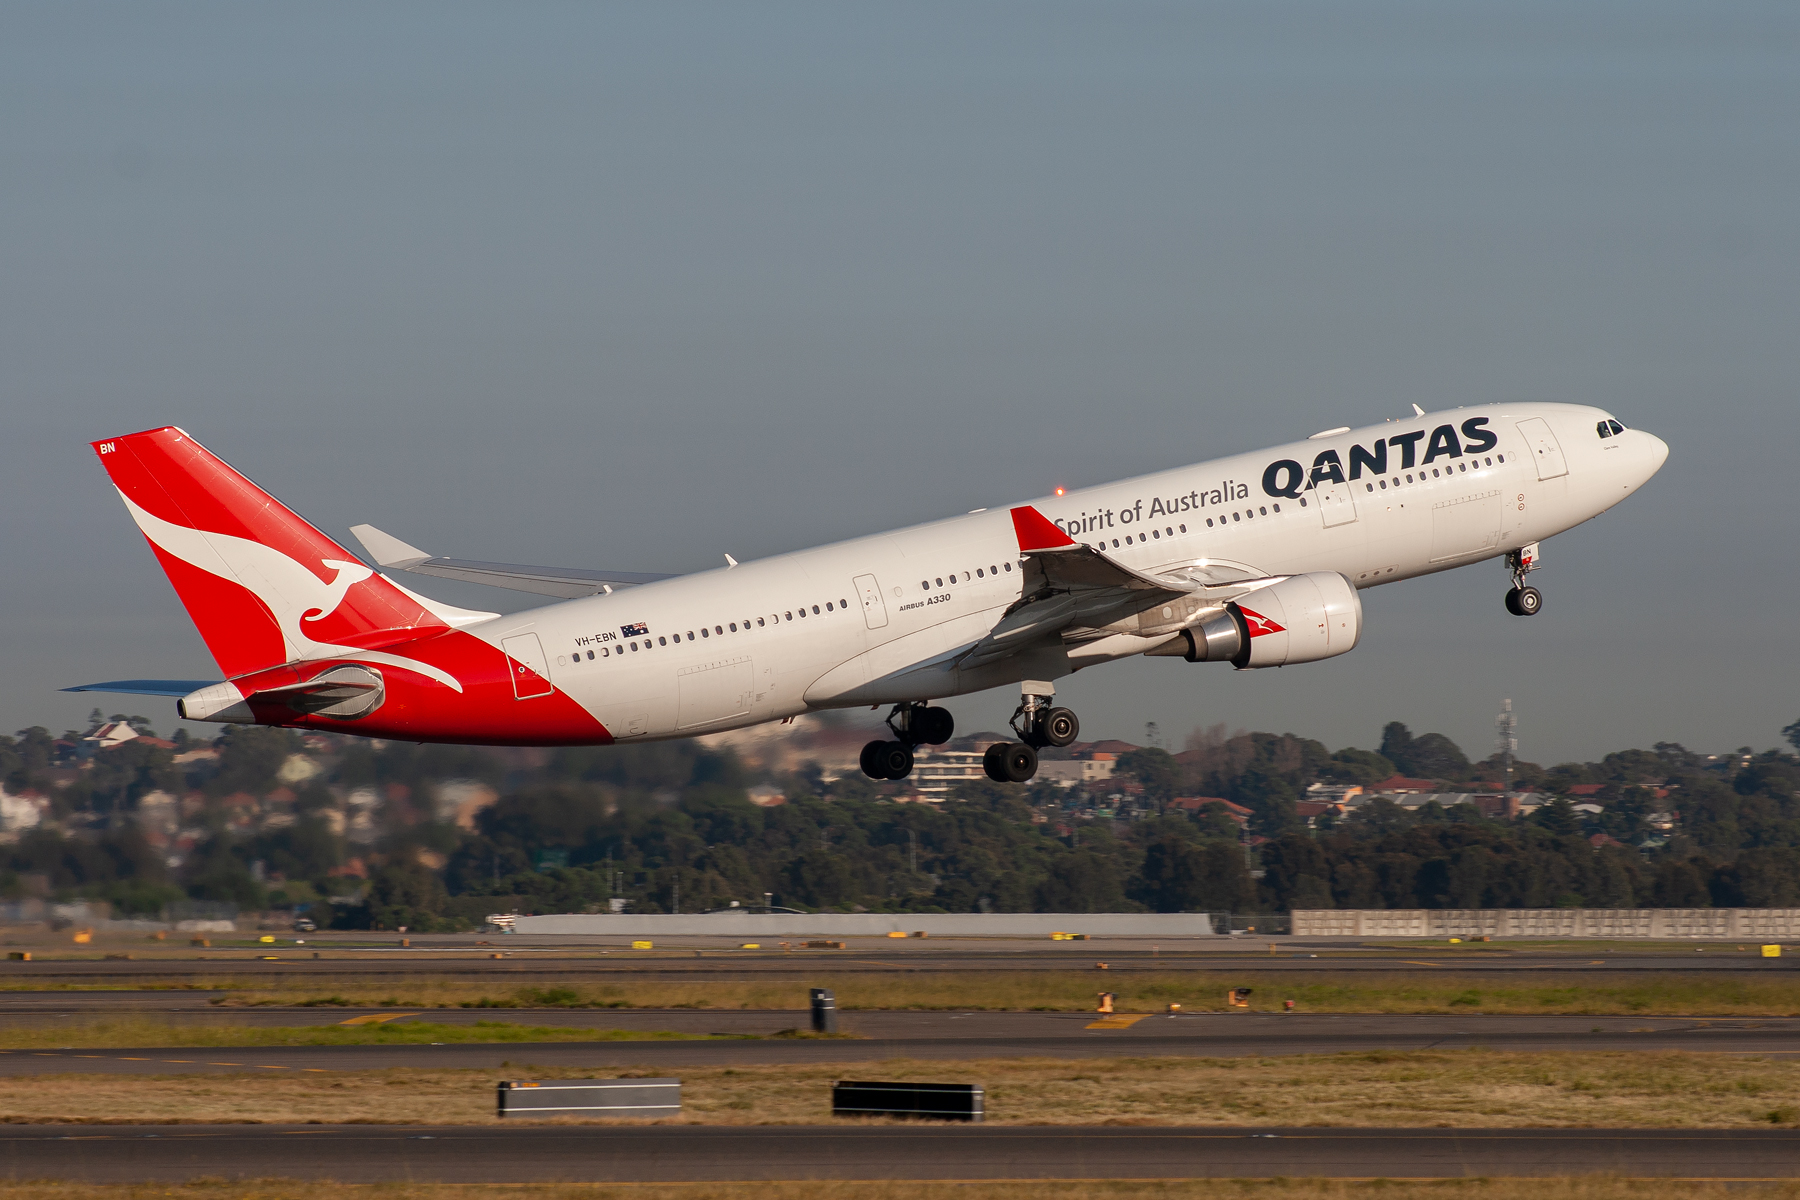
top-left (0, 1017), bottom-right (739, 1050)
top-left (0, 1051), bottom-right (1795, 1128)
top-left (190, 971), bottom-right (1800, 1017)
top-left (0, 1180), bottom-right (1796, 1200)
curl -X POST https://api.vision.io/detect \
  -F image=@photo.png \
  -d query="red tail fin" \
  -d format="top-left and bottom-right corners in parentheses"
top-left (93, 427), bottom-right (449, 677)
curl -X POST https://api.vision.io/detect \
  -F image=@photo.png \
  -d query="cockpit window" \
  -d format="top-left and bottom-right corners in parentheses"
top-left (1596, 420), bottom-right (1612, 439)
top-left (1607, 419), bottom-right (1625, 435)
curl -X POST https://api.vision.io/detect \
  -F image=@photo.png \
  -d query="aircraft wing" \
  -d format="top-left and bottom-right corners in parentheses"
top-left (955, 508), bottom-right (1197, 671)
top-left (349, 524), bottom-right (677, 599)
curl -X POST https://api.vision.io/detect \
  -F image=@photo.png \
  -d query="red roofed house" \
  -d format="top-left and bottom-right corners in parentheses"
top-left (1168, 796), bottom-right (1251, 826)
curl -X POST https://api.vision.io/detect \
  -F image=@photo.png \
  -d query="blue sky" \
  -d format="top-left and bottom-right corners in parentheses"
top-left (3, 2), bottom-right (1795, 764)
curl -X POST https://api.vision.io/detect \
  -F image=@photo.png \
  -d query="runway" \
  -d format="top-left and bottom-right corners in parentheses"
top-left (2, 1011), bottom-right (1796, 1075)
top-left (0, 1124), bottom-right (1794, 1182)
top-left (0, 936), bottom-right (1791, 982)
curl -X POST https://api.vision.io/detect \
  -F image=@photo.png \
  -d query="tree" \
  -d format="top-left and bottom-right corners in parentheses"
top-left (1783, 719), bottom-right (1800, 756)
top-left (1116, 748), bottom-right (1179, 806)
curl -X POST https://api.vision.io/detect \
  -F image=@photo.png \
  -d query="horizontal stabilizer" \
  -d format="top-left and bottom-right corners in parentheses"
top-left (350, 524), bottom-right (677, 599)
top-left (64, 679), bottom-right (219, 698)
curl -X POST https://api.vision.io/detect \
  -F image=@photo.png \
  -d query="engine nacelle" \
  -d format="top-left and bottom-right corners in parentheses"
top-left (1146, 572), bottom-right (1362, 669)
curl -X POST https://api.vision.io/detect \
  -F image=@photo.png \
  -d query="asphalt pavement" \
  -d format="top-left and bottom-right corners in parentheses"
top-left (0, 1124), bottom-right (1795, 1182)
top-left (2, 1012), bottom-right (1796, 1075)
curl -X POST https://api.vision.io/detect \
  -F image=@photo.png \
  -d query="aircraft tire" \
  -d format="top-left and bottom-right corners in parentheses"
top-left (1504, 588), bottom-right (1523, 616)
top-left (1516, 586), bottom-right (1543, 616)
top-left (1041, 707), bottom-right (1080, 747)
top-left (914, 705), bottom-right (955, 746)
top-left (982, 742), bottom-right (1010, 782)
top-left (860, 740), bottom-right (890, 779)
top-left (876, 740), bottom-right (915, 780)
top-left (1000, 741), bottom-right (1038, 784)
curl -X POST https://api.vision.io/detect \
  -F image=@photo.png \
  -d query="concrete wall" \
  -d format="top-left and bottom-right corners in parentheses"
top-left (511, 912), bottom-right (1222, 937)
top-left (1291, 908), bottom-right (1800, 939)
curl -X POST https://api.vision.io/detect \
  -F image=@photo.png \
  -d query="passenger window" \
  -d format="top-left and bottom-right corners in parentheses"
top-left (1232, 512), bottom-right (1241, 522)
top-left (935, 578), bottom-right (942, 587)
top-left (785, 612), bottom-right (793, 621)
top-left (1004, 562), bottom-right (1012, 571)
top-left (975, 569), bottom-right (983, 578)
top-left (812, 605), bottom-right (820, 615)
top-left (841, 599), bottom-right (849, 608)
top-left (1151, 530), bottom-right (1159, 539)
top-left (1458, 462), bottom-right (1466, 472)
top-left (716, 625), bottom-right (723, 634)
top-left (630, 642), bottom-right (638, 652)
top-left (1484, 457), bottom-right (1492, 466)
top-left (686, 631), bottom-right (694, 640)
top-left (1299, 496), bottom-right (1308, 507)
top-left (949, 574), bottom-right (957, 584)
top-left (1125, 535), bottom-right (1133, 545)
top-left (1179, 524), bottom-right (1186, 532)
top-left (921, 580), bottom-right (929, 589)
top-left (658, 637), bottom-right (666, 646)
top-left (1432, 469), bottom-right (1439, 477)
top-left (588, 650), bottom-right (596, 660)
top-left (1497, 454), bottom-right (1505, 463)
top-left (825, 602), bottom-right (833, 611)
top-left (1379, 480), bottom-right (1387, 490)
top-left (757, 618), bottom-right (765, 627)
top-left (989, 565), bottom-right (998, 575)
top-left (729, 623), bottom-right (737, 632)
top-left (797, 607), bottom-right (806, 618)
top-left (1206, 518), bottom-right (1213, 527)
top-left (1406, 474), bottom-right (1413, 482)
top-left (701, 628), bottom-right (709, 638)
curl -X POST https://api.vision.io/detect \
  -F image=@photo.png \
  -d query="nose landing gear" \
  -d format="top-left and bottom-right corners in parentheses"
top-left (1504, 543), bottom-right (1544, 617)
top-left (859, 702), bottom-right (955, 780)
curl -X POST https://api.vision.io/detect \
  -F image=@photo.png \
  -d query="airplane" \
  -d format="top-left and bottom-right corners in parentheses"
top-left (69, 403), bottom-right (1666, 784)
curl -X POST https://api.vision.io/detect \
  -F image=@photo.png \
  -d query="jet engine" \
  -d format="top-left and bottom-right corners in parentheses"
top-left (1145, 571), bottom-right (1362, 669)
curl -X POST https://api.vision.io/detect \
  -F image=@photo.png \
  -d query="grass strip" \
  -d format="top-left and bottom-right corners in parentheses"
top-left (0, 1051), bottom-right (1795, 1127)
top-left (188, 971), bottom-right (1800, 1016)
top-left (0, 1018), bottom-right (745, 1050)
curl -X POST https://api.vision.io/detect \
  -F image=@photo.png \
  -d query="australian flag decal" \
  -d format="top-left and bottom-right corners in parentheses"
top-left (620, 622), bottom-right (649, 637)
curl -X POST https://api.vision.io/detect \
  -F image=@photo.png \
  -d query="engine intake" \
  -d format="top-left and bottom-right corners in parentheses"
top-left (1146, 572), bottom-right (1362, 669)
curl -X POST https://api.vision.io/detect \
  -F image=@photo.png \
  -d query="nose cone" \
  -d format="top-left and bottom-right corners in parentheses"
top-left (1639, 430), bottom-right (1670, 478)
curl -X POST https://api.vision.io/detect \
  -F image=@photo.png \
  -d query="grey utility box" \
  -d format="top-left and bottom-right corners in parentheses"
top-left (831, 1080), bottom-right (984, 1122)
top-left (497, 1078), bottom-right (681, 1119)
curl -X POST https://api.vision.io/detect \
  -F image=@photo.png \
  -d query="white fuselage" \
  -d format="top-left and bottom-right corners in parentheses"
top-left (468, 403), bottom-right (1666, 742)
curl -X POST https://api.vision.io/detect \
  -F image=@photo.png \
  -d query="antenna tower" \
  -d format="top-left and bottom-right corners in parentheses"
top-left (1496, 699), bottom-right (1517, 797)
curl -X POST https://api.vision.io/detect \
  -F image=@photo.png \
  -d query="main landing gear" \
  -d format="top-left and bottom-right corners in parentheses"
top-left (983, 682), bottom-right (1080, 784)
top-left (860, 702), bottom-right (955, 781)
top-left (1503, 542), bottom-right (1544, 617)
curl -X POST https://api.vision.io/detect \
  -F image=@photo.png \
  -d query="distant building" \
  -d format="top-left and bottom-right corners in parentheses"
top-left (1035, 758), bottom-right (1117, 788)
top-left (1368, 775), bottom-right (1440, 794)
top-left (909, 747), bottom-right (989, 799)
top-left (1167, 796), bottom-right (1249, 826)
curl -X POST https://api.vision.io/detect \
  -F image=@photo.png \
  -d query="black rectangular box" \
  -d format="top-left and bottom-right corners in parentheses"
top-left (831, 1080), bottom-right (983, 1122)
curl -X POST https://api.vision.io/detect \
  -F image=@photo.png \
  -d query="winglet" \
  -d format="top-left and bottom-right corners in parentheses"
top-left (1009, 506), bottom-right (1077, 552)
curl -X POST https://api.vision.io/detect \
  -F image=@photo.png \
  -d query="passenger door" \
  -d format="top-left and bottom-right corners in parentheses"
top-left (1516, 418), bottom-right (1569, 480)
top-left (500, 633), bottom-right (554, 699)
top-left (854, 573), bottom-right (889, 630)
top-left (1313, 475), bottom-right (1359, 528)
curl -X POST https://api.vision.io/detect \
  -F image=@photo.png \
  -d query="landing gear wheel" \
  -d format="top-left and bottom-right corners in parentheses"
top-left (983, 742), bottom-right (1010, 782)
top-left (913, 706), bottom-right (954, 746)
top-left (1040, 707), bottom-right (1079, 748)
top-left (1504, 588), bottom-right (1523, 616)
top-left (875, 740), bottom-right (914, 780)
top-left (860, 740), bottom-right (889, 780)
top-left (999, 742), bottom-right (1038, 783)
top-left (1510, 586), bottom-right (1543, 617)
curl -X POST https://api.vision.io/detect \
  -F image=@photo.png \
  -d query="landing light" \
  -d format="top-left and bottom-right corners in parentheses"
top-left (1054, 487), bottom-right (1066, 496)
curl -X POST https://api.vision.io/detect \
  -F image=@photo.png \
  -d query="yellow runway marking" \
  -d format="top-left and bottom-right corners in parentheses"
top-left (338, 1012), bottom-right (419, 1026)
top-left (1085, 1015), bottom-right (1148, 1029)
top-left (118, 1057), bottom-right (148, 1061)
top-left (1398, 960), bottom-right (1442, 967)
top-left (207, 1062), bottom-right (242, 1066)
